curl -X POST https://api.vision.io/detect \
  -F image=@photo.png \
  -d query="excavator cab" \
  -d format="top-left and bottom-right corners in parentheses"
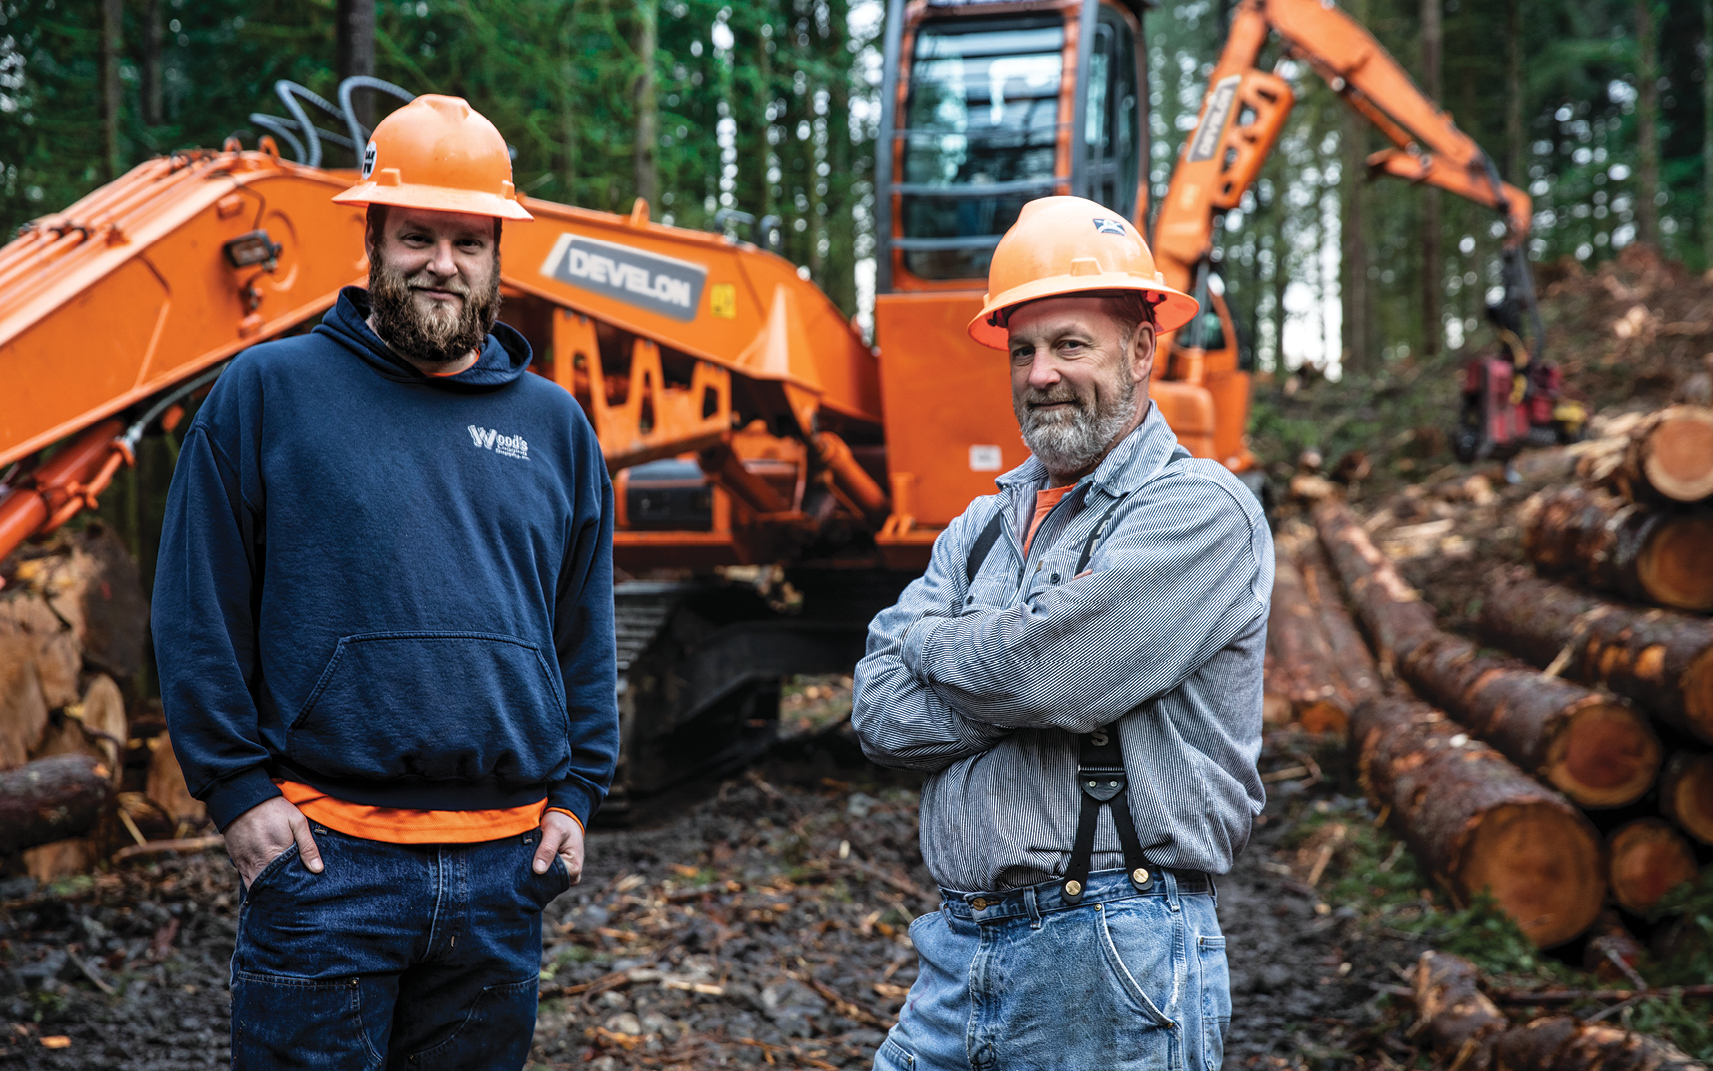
top-left (868, 0), bottom-right (1228, 566)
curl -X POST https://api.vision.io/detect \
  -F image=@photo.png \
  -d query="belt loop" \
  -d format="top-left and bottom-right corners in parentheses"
top-left (1024, 886), bottom-right (1042, 930)
top-left (1163, 868), bottom-right (1181, 912)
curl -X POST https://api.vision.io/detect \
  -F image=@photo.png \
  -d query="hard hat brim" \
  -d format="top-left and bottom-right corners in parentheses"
top-left (967, 272), bottom-right (1199, 350)
top-left (333, 181), bottom-right (535, 222)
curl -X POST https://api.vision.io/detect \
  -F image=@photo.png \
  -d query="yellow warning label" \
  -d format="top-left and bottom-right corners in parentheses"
top-left (709, 283), bottom-right (737, 319)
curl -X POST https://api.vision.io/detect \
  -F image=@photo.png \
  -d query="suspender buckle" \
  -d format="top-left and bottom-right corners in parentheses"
top-left (1076, 765), bottom-right (1126, 802)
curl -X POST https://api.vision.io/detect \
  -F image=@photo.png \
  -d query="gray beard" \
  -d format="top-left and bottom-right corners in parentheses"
top-left (1015, 372), bottom-right (1137, 479)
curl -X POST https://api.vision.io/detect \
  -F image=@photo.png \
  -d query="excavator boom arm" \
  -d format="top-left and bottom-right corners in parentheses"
top-left (1155, 0), bottom-right (1532, 295)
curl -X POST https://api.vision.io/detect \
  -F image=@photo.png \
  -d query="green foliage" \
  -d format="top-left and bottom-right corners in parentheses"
top-left (1648, 865), bottom-right (1713, 988)
top-left (0, 0), bottom-right (875, 315)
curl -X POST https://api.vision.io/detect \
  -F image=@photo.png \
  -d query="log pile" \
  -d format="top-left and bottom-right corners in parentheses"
top-left (1263, 521), bottom-right (1379, 734)
top-left (0, 526), bottom-right (209, 880)
top-left (1412, 951), bottom-right (1707, 1071)
top-left (1273, 435), bottom-right (1713, 949)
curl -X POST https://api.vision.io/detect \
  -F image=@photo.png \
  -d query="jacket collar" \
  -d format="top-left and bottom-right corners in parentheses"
top-left (993, 402), bottom-right (1185, 500)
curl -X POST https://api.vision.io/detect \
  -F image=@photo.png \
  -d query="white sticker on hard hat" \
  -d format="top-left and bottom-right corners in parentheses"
top-left (362, 141), bottom-right (377, 179)
top-left (1093, 218), bottom-right (1126, 235)
top-left (969, 445), bottom-right (1003, 472)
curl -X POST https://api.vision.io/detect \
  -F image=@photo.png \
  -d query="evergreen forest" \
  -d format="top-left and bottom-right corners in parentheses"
top-left (0, 0), bottom-right (1706, 375)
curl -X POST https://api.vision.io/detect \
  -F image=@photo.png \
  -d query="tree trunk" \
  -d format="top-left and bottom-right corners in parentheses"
top-left (1606, 818), bottom-right (1698, 913)
top-left (1312, 500), bottom-right (1439, 671)
top-left (1293, 534), bottom-right (1382, 703)
top-left (1352, 695), bottom-right (1604, 947)
top-left (1402, 633), bottom-right (1660, 808)
top-left (141, 0), bottom-right (163, 126)
top-left (823, 0), bottom-right (856, 316)
top-left (1479, 569), bottom-right (1713, 743)
top-left (0, 754), bottom-right (112, 854)
top-left (1635, 0), bottom-right (1660, 247)
top-left (1506, 0), bottom-right (1524, 185)
top-left (632, 0), bottom-right (659, 211)
top-left (1341, 92), bottom-right (1370, 375)
top-left (1521, 485), bottom-right (1713, 613)
top-left (1659, 751), bottom-right (1713, 844)
top-left (1704, 0), bottom-right (1713, 262)
top-left (1420, 0), bottom-right (1442, 359)
top-left (337, 0), bottom-right (378, 133)
top-left (100, 0), bottom-right (123, 180)
top-left (1613, 405), bottom-right (1713, 503)
top-left (1267, 538), bottom-right (1350, 734)
top-left (1414, 953), bottom-right (1706, 1071)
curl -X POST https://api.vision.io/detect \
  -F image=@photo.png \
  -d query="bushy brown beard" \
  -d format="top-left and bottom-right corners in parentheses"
top-left (1014, 368), bottom-right (1137, 479)
top-left (368, 248), bottom-right (502, 367)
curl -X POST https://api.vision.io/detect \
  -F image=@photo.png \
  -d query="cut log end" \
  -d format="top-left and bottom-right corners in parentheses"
top-left (1689, 647), bottom-right (1713, 742)
top-left (1607, 818), bottom-right (1699, 914)
top-left (1298, 702), bottom-right (1350, 736)
top-left (1637, 514), bottom-right (1713, 613)
top-left (1543, 700), bottom-right (1661, 809)
top-left (1660, 752), bottom-right (1713, 845)
top-left (1641, 407), bottom-right (1713, 502)
top-left (1458, 801), bottom-right (1604, 949)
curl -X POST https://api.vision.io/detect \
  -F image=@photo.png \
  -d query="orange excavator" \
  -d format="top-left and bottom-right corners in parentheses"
top-left (0, 0), bottom-right (1538, 804)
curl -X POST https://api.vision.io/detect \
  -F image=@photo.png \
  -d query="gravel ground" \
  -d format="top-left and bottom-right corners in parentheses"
top-left (1, 708), bottom-right (1428, 1071)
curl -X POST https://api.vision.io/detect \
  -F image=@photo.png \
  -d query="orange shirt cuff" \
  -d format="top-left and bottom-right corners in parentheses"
top-left (545, 807), bottom-right (584, 832)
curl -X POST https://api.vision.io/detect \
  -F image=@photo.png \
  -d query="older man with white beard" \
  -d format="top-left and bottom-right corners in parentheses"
top-left (853, 196), bottom-right (1272, 1071)
top-left (153, 96), bottom-right (617, 1068)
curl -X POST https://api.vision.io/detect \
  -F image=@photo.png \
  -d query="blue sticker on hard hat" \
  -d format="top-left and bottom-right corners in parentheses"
top-left (362, 141), bottom-right (377, 179)
top-left (1093, 218), bottom-right (1126, 235)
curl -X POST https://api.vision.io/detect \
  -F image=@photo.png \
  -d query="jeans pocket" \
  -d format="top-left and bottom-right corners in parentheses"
top-left (875, 1034), bottom-right (916, 1070)
top-left (232, 972), bottom-right (381, 1068)
top-left (406, 976), bottom-right (539, 1070)
top-left (241, 844), bottom-right (302, 903)
top-left (1198, 935), bottom-right (1231, 1071)
top-left (1095, 902), bottom-right (1176, 1029)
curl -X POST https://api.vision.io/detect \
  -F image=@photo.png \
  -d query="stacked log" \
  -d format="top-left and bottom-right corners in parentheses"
top-left (1412, 952), bottom-right (1707, 1071)
top-left (1658, 752), bottom-right (1713, 844)
top-left (1605, 819), bottom-right (1700, 914)
top-left (1479, 570), bottom-right (1713, 744)
top-left (1351, 695), bottom-right (1605, 947)
top-left (1317, 503), bottom-right (1660, 810)
top-left (1262, 521), bottom-right (1379, 734)
top-left (1522, 485), bottom-right (1713, 613)
top-left (0, 526), bottom-right (206, 878)
top-left (1608, 405), bottom-right (1713, 505)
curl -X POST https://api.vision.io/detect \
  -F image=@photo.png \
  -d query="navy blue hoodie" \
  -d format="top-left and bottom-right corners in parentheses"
top-left (152, 287), bottom-right (618, 831)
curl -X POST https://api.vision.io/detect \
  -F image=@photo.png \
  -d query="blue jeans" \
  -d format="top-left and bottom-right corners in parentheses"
top-left (875, 868), bottom-right (1230, 1071)
top-left (230, 824), bottom-right (571, 1070)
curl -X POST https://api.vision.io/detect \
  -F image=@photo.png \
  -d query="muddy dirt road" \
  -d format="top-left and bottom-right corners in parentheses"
top-left (1, 724), bottom-right (1423, 1070)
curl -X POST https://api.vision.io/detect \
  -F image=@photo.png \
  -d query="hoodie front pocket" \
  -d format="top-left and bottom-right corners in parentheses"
top-left (288, 632), bottom-right (569, 785)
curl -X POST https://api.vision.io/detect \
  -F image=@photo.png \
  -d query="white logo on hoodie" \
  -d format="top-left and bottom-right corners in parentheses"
top-left (468, 425), bottom-right (529, 460)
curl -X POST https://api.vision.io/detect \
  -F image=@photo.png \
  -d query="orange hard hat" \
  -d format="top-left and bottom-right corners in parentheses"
top-left (332, 95), bottom-right (533, 221)
top-left (968, 196), bottom-right (1196, 349)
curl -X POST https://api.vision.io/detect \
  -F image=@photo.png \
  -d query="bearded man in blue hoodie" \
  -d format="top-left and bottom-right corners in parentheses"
top-left (152, 96), bottom-right (617, 1069)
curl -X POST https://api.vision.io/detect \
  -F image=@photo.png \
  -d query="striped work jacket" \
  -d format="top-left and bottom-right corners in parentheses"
top-left (852, 405), bottom-right (1273, 892)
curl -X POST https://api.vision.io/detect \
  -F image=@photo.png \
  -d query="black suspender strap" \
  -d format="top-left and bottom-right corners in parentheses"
top-left (965, 511), bottom-right (1007, 586)
top-left (1075, 498), bottom-right (1125, 575)
top-left (1064, 724), bottom-right (1153, 903)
